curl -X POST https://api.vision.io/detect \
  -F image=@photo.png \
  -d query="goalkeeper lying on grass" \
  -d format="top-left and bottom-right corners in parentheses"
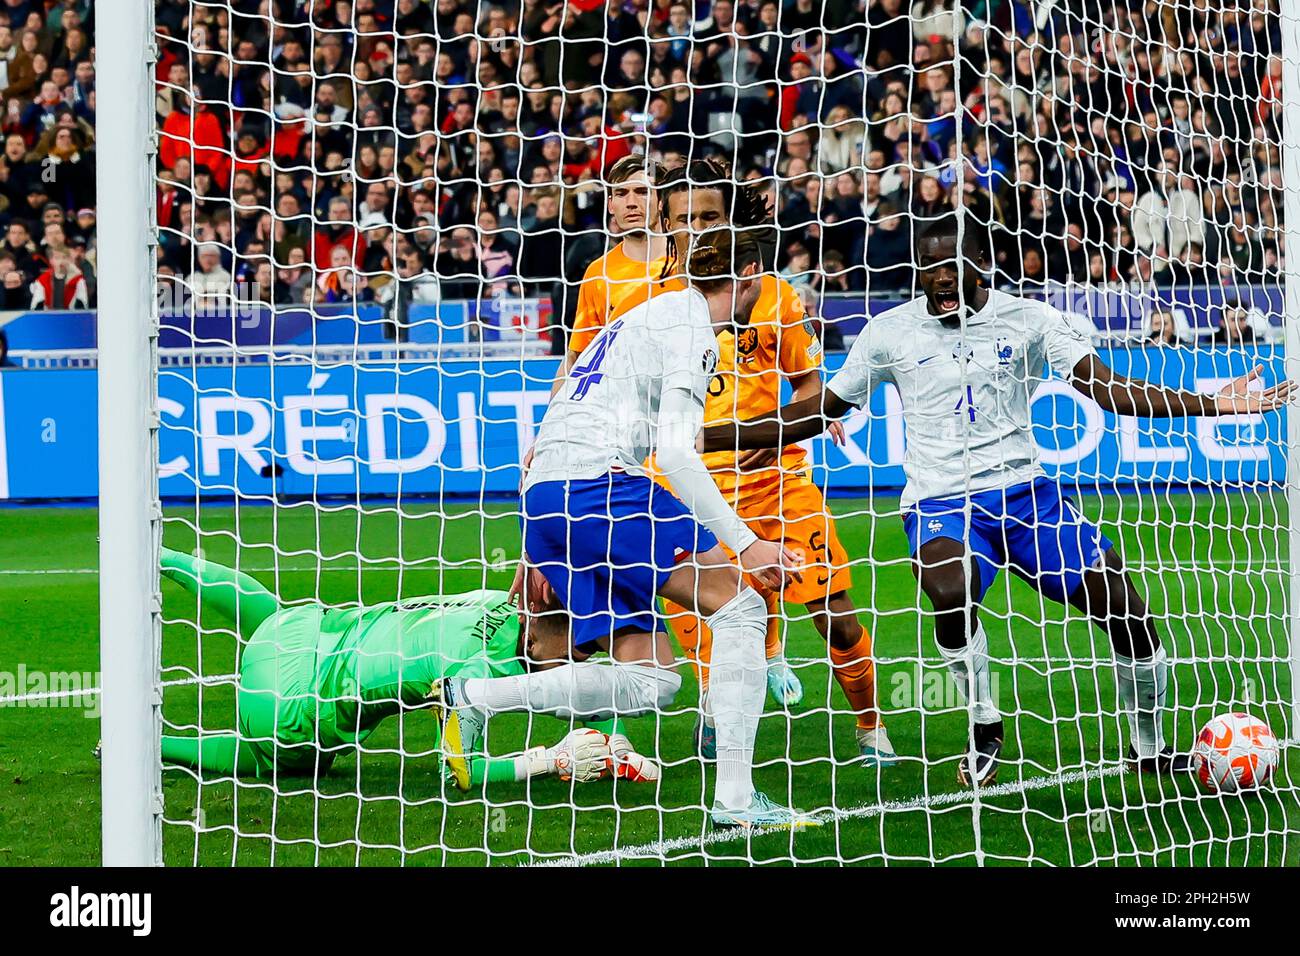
top-left (156, 547), bottom-right (659, 789)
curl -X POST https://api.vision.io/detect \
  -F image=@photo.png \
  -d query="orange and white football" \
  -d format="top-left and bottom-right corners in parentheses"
top-left (1192, 712), bottom-right (1279, 794)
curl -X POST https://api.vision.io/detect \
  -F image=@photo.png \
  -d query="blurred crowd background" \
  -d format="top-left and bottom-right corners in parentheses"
top-left (0, 0), bottom-right (95, 310)
top-left (5, 0), bottom-right (1290, 350)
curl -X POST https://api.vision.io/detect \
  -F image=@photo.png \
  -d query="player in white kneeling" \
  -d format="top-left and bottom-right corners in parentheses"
top-left (702, 215), bottom-right (1294, 787)
top-left (430, 230), bottom-right (812, 829)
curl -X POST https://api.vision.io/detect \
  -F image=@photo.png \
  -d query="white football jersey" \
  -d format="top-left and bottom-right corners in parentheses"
top-left (828, 289), bottom-right (1095, 508)
top-left (524, 288), bottom-right (719, 489)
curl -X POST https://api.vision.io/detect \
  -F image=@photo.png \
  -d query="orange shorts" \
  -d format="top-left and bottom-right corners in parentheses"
top-left (732, 473), bottom-right (852, 605)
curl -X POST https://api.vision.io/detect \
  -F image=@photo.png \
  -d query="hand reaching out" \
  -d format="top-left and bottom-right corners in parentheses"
top-left (1214, 365), bottom-right (1296, 415)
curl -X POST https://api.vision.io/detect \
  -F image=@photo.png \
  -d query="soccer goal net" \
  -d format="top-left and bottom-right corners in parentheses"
top-left (96, 0), bottom-right (1300, 866)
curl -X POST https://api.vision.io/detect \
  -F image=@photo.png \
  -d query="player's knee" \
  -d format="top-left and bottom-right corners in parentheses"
top-left (705, 586), bottom-right (767, 637)
top-left (923, 572), bottom-right (971, 614)
top-left (825, 612), bottom-right (863, 650)
top-left (655, 669), bottom-right (683, 708)
top-left (1111, 618), bottom-right (1160, 661)
top-left (616, 662), bottom-right (682, 714)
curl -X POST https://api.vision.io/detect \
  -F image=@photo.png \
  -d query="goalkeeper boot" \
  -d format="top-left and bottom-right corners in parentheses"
top-left (427, 677), bottom-right (486, 792)
top-left (693, 713), bottom-right (717, 760)
top-left (711, 791), bottom-right (820, 831)
top-left (1127, 744), bottom-right (1194, 775)
top-left (957, 720), bottom-right (1003, 788)
top-left (857, 725), bottom-right (898, 769)
top-left (766, 657), bottom-right (804, 708)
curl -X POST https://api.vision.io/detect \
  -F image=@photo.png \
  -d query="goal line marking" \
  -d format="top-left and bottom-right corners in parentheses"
top-left (0, 560), bottom-right (1288, 576)
top-left (523, 764), bottom-right (1130, 867)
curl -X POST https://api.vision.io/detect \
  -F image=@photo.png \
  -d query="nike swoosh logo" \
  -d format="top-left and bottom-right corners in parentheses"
top-left (917, 355), bottom-right (938, 365)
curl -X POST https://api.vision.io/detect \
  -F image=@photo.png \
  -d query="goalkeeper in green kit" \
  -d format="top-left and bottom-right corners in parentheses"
top-left (156, 547), bottom-right (660, 789)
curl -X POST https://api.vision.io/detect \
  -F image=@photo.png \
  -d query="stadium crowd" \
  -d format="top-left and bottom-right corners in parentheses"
top-left (0, 0), bottom-right (96, 310)
top-left (10, 0), bottom-right (1291, 344)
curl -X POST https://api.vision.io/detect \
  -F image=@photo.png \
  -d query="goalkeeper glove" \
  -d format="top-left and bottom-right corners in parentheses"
top-left (525, 728), bottom-right (611, 782)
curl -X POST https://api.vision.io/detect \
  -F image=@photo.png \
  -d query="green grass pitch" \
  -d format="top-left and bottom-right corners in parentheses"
top-left (1, 491), bottom-right (1298, 866)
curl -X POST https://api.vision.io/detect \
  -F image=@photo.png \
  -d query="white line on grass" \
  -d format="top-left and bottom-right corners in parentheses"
top-left (523, 764), bottom-right (1130, 867)
top-left (526, 738), bottom-right (1300, 868)
top-left (0, 671), bottom-right (240, 706)
top-left (0, 560), bottom-right (1289, 576)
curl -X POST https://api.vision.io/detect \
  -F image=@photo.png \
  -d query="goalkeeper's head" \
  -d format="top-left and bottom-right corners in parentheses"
top-left (657, 157), bottom-right (772, 278)
top-left (515, 556), bottom-right (592, 669)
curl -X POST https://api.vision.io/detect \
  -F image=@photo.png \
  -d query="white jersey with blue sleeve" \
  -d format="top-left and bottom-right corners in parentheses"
top-left (827, 289), bottom-right (1096, 508)
top-left (524, 287), bottom-right (718, 487)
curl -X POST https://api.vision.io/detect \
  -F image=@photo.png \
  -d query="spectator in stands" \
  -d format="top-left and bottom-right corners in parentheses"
top-left (315, 245), bottom-right (370, 304)
top-left (865, 201), bottom-right (912, 291)
top-left (0, 253), bottom-right (25, 308)
top-left (435, 226), bottom-right (485, 300)
top-left (67, 232), bottom-right (92, 300)
top-left (188, 242), bottom-right (231, 310)
top-left (1214, 300), bottom-right (1258, 346)
top-left (275, 246), bottom-right (313, 305)
top-left (29, 244), bottom-right (86, 309)
top-left (1146, 310), bottom-right (1184, 347)
top-left (313, 196), bottom-right (363, 271)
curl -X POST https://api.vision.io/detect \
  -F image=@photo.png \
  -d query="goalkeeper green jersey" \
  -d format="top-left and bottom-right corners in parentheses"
top-left (158, 548), bottom-right (525, 777)
top-left (241, 591), bottom-right (525, 774)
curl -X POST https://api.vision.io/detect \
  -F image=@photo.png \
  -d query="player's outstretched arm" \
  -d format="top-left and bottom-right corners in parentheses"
top-left (700, 388), bottom-right (854, 453)
top-left (658, 387), bottom-right (801, 590)
top-left (1071, 356), bottom-right (1296, 418)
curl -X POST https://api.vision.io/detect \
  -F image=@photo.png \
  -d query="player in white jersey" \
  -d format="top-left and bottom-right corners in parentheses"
top-left (702, 215), bottom-right (1294, 787)
top-left (430, 231), bottom-right (814, 829)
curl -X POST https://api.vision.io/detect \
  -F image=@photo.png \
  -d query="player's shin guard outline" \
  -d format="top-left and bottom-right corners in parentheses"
top-left (937, 620), bottom-right (1000, 726)
top-left (463, 661), bottom-right (682, 721)
top-left (705, 587), bottom-right (768, 812)
top-left (1113, 645), bottom-right (1168, 760)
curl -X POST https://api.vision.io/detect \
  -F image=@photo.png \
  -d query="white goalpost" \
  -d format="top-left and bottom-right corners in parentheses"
top-left (1278, 0), bottom-right (1300, 737)
top-left (96, 0), bottom-right (161, 866)
top-left (89, 0), bottom-right (1300, 866)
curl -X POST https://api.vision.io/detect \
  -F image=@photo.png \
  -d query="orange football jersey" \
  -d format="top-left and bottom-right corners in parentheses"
top-left (569, 242), bottom-right (669, 354)
top-left (700, 274), bottom-right (823, 501)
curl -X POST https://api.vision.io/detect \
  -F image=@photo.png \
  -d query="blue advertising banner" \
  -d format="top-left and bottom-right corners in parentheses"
top-left (2, 283), bottom-right (1282, 354)
top-left (0, 346), bottom-right (1285, 501)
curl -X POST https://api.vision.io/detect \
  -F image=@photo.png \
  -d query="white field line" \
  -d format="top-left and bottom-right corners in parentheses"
top-left (0, 670), bottom-right (239, 706)
top-left (526, 737), bottom-right (1300, 868)
top-left (523, 764), bottom-right (1131, 867)
top-left (0, 560), bottom-right (1289, 576)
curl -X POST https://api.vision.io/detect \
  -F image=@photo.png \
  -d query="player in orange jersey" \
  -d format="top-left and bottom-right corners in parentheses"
top-left (550, 155), bottom-right (669, 393)
top-left (653, 160), bottom-right (896, 769)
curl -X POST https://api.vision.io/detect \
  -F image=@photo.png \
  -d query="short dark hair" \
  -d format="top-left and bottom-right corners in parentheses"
top-left (656, 157), bottom-right (773, 277)
top-left (916, 214), bottom-right (986, 260)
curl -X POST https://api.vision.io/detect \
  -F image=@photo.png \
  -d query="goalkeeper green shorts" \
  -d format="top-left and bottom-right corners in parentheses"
top-left (238, 606), bottom-right (332, 775)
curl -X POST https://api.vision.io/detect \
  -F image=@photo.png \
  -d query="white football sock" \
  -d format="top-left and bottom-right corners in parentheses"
top-left (937, 620), bottom-right (1000, 726)
top-left (705, 587), bottom-right (768, 812)
top-left (1113, 646), bottom-right (1168, 758)
top-left (461, 661), bottom-right (680, 721)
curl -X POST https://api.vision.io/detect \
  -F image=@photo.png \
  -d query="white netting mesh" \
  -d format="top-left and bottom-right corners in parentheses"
top-left (142, 0), bottom-right (1300, 865)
